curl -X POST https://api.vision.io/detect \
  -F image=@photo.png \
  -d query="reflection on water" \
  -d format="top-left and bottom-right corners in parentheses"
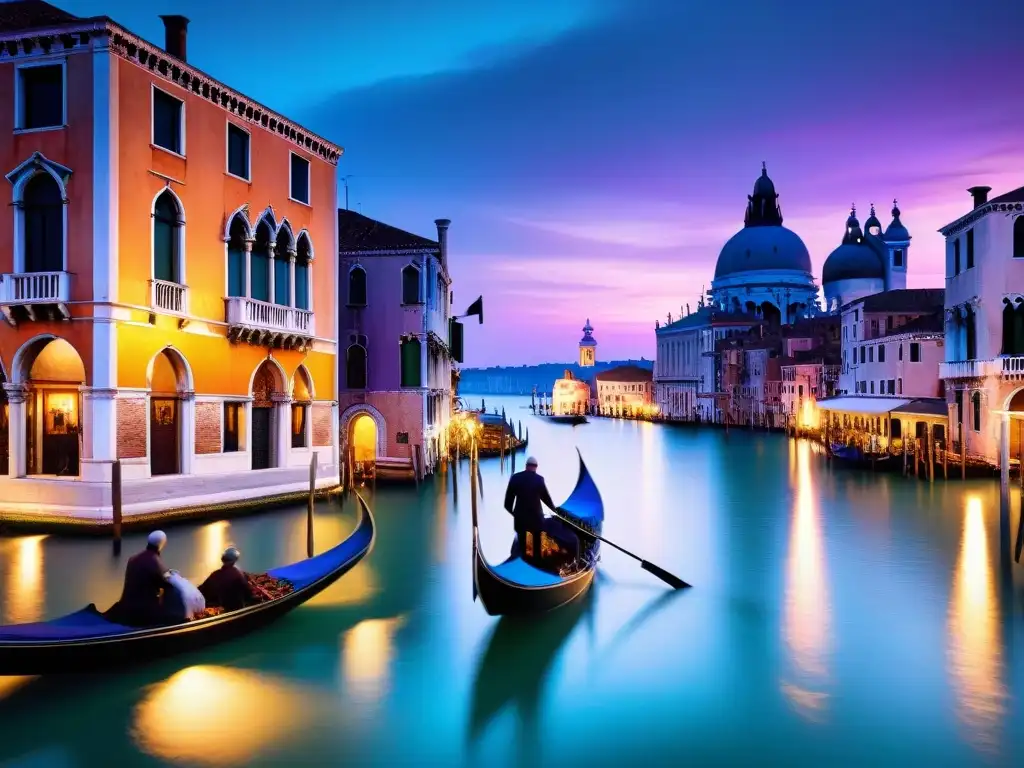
top-left (342, 616), bottom-right (406, 706)
top-left (133, 665), bottom-right (325, 767)
top-left (200, 521), bottom-right (229, 576)
top-left (0, 675), bottom-right (37, 702)
top-left (781, 441), bottom-right (831, 721)
top-left (2, 535), bottom-right (47, 624)
top-left (947, 495), bottom-right (1007, 752)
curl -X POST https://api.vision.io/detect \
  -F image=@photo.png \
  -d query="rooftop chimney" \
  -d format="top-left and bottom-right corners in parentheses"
top-left (435, 218), bottom-right (451, 269)
top-left (160, 15), bottom-right (189, 62)
top-left (968, 185), bottom-right (991, 209)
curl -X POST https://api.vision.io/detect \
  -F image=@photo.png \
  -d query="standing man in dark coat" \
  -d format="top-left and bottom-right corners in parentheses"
top-left (106, 530), bottom-right (175, 626)
top-left (504, 456), bottom-right (559, 561)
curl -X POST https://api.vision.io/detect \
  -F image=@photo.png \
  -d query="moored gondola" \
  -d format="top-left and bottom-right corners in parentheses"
top-left (473, 450), bottom-right (603, 615)
top-left (0, 495), bottom-right (376, 676)
top-left (543, 414), bottom-right (588, 426)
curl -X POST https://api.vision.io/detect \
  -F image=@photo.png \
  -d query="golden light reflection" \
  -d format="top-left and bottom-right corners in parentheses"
top-left (798, 398), bottom-right (817, 430)
top-left (200, 521), bottom-right (229, 573)
top-left (341, 616), bottom-right (406, 705)
top-left (0, 675), bottom-right (38, 701)
top-left (133, 665), bottom-right (327, 767)
top-left (780, 440), bottom-right (831, 721)
top-left (947, 495), bottom-right (1006, 752)
top-left (3, 535), bottom-right (47, 624)
top-left (304, 560), bottom-right (378, 608)
top-left (352, 414), bottom-right (377, 463)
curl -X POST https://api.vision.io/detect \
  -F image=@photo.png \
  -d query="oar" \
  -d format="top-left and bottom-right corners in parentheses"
top-left (1015, 501), bottom-right (1024, 563)
top-left (549, 510), bottom-right (691, 589)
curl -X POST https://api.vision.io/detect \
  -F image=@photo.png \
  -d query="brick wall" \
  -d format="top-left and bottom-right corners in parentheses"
top-left (195, 401), bottom-right (222, 454)
top-left (117, 399), bottom-right (147, 459)
top-left (312, 403), bottom-right (333, 447)
top-left (339, 391), bottom-right (423, 459)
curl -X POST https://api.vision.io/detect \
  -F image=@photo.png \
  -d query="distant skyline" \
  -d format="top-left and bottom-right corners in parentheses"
top-left (54, 0), bottom-right (1024, 365)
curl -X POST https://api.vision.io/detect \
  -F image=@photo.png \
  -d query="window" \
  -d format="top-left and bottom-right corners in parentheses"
top-left (295, 234), bottom-right (312, 310)
top-left (860, 346), bottom-right (866, 364)
top-left (226, 215), bottom-right (248, 297)
top-left (274, 229), bottom-right (291, 306)
top-left (953, 238), bottom-right (961, 275)
top-left (152, 87), bottom-right (183, 155)
top-left (251, 221), bottom-right (272, 302)
top-left (966, 229), bottom-right (974, 269)
top-left (887, 379), bottom-right (895, 395)
top-left (893, 249), bottom-right (904, 267)
top-left (402, 264), bottom-right (421, 304)
top-left (965, 307), bottom-right (977, 360)
top-left (290, 153), bottom-right (310, 204)
top-left (886, 315), bottom-right (894, 331)
top-left (870, 381), bottom-right (875, 394)
top-left (153, 190), bottom-right (182, 283)
top-left (972, 392), bottom-right (982, 432)
top-left (879, 380), bottom-right (884, 393)
top-left (291, 403), bottom-right (308, 448)
top-left (878, 344), bottom-right (885, 363)
top-left (400, 337), bottom-right (422, 387)
top-left (898, 343), bottom-right (903, 361)
top-left (909, 342), bottom-right (920, 362)
top-left (346, 344), bottom-right (367, 389)
top-left (868, 347), bottom-right (874, 363)
top-left (870, 319), bottom-right (878, 337)
top-left (955, 389), bottom-right (963, 426)
top-left (1014, 218), bottom-right (1024, 258)
top-left (17, 64), bottom-right (63, 130)
top-left (348, 266), bottom-right (367, 306)
top-left (227, 123), bottom-right (250, 180)
top-left (897, 378), bottom-right (902, 394)
top-left (223, 402), bottom-right (244, 452)
top-left (23, 173), bottom-right (63, 273)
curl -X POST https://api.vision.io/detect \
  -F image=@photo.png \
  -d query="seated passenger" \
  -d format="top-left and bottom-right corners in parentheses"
top-left (106, 531), bottom-right (177, 627)
top-left (165, 571), bottom-right (207, 621)
top-left (199, 547), bottom-right (250, 611)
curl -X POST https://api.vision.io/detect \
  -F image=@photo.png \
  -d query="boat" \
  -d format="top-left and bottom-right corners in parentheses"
top-left (472, 449), bottom-right (604, 616)
top-left (543, 414), bottom-right (588, 426)
top-left (829, 444), bottom-right (895, 471)
top-left (0, 495), bottom-right (376, 676)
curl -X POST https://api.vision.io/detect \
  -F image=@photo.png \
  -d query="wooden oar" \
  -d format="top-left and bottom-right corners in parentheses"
top-left (549, 510), bottom-right (691, 589)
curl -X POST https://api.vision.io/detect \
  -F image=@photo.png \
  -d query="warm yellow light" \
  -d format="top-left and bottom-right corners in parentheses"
top-left (342, 616), bottom-right (406, 705)
top-left (2, 535), bottom-right (47, 624)
top-left (132, 665), bottom-right (328, 766)
top-left (352, 414), bottom-right (376, 463)
top-left (465, 420), bottom-right (477, 435)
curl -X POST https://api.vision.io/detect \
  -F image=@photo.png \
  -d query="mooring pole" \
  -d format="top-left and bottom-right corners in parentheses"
top-left (112, 459), bottom-right (123, 557)
top-left (307, 452), bottom-right (318, 558)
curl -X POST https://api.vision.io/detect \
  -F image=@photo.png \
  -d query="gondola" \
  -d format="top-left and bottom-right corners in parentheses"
top-left (544, 414), bottom-right (588, 426)
top-left (473, 450), bottom-right (604, 615)
top-left (829, 444), bottom-right (896, 471)
top-left (0, 495), bottom-right (376, 676)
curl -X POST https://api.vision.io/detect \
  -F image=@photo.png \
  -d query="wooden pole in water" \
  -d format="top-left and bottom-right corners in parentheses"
top-left (307, 452), bottom-right (318, 558)
top-left (511, 443), bottom-right (517, 473)
top-left (928, 433), bottom-right (935, 483)
top-left (451, 452), bottom-right (459, 506)
top-left (902, 434), bottom-right (908, 476)
top-left (518, 420), bottom-right (522, 441)
top-left (961, 432), bottom-right (967, 480)
top-left (412, 444), bottom-right (421, 488)
top-left (500, 427), bottom-right (505, 474)
top-left (112, 459), bottom-right (123, 556)
top-left (469, 439), bottom-right (479, 527)
top-left (943, 437), bottom-right (948, 480)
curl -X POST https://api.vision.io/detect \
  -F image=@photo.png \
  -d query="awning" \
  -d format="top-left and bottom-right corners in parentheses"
top-left (889, 399), bottom-right (949, 418)
top-left (816, 396), bottom-right (911, 414)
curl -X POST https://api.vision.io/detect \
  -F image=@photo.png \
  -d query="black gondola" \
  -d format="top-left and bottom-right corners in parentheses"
top-left (543, 414), bottom-right (588, 426)
top-left (0, 496), bottom-right (376, 676)
top-left (829, 444), bottom-right (896, 471)
top-left (473, 450), bottom-right (604, 616)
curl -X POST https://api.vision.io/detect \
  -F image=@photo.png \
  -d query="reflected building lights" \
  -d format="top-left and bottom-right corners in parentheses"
top-left (3, 535), bottom-right (47, 624)
top-left (341, 616), bottom-right (405, 707)
top-left (780, 441), bottom-right (831, 721)
top-left (947, 495), bottom-right (1006, 753)
top-left (200, 521), bottom-right (229, 574)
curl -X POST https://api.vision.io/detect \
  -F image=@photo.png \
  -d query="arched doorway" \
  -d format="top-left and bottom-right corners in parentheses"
top-left (148, 348), bottom-right (190, 476)
top-left (18, 337), bottom-right (85, 476)
top-left (251, 359), bottom-right (285, 470)
top-left (351, 414), bottom-right (377, 482)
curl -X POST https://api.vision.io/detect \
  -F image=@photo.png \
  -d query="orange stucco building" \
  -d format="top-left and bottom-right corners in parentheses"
top-left (0, 3), bottom-right (341, 519)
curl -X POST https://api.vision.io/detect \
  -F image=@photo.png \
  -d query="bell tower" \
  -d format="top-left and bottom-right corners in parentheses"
top-left (579, 318), bottom-right (597, 367)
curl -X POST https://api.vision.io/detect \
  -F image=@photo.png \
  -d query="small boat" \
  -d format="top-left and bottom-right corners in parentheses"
top-left (544, 414), bottom-right (588, 426)
top-left (473, 450), bottom-right (604, 616)
top-left (0, 496), bottom-right (376, 676)
top-left (829, 444), bottom-right (895, 471)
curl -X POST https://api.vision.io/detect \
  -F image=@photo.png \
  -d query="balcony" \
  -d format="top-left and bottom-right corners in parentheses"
top-left (225, 296), bottom-right (315, 350)
top-left (150, 279), bottom-right (188, 316)
top-left (0, 271), bottom-right (70, 324)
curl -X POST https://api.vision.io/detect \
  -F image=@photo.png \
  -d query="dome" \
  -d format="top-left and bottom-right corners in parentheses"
top-left (714, 225), bottom-right (812, 278)
top-left (822, 242), bottom-right (884, 283)
top-left (863, 203), bottom-right (882, 235)
top-left (753, 162), bottom-right (776, 198)
top-left (883, 199), bottom-right (910, 242)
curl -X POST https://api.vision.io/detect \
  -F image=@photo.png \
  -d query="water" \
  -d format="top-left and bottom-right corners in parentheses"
top-left (2, 394), bottom-right (1023, 766)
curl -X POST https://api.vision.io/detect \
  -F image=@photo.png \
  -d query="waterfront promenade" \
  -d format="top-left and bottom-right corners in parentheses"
top-left (1, 394), bottom-right (1023, 765)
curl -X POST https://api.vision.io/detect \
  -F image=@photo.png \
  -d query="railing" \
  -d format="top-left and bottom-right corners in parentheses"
top-left (225, 296), bottom-right (315, 336)
top-left (150, 279), bottom-right (187, 314)
top-left (0, 271), bottom-right (69, 303)
top-left (939, 359), bottom-right (993, 379)
top-left (1000, 355), bottom-right (1024, 376)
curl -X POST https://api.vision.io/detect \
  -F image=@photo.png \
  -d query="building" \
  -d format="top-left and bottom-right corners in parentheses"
top-left (0, 4), bottom-right (341, 519)
top-left (938, 184), bottom-right (1024, 466)
top-left (551, 370), bottom-right (591, 415)
top-left (337, 211), bottom-right (454, 480)
top-left (594, 365), bottom-right (653, 415)
top-left (579, 319), bottom-right (596, 367)
top-left (820, 202), bottom-right (911, 312)
top-left (710, 163), bottom-right (819, 324)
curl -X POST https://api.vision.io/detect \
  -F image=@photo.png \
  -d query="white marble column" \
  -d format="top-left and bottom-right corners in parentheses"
top-left (244, 240), bottom-right (253, 298)
top-left (274, 395), bottom-right (292, 468)
top-left (999, 410), bottom-right (1011, 537)
top-left (267, 243), bottom-right (276, 304)
top-left (288, 251), bottom-right (296, 307)
top-left (180, 391), bottom-right (196, 475)
top-left (80, 388), bottom-right (118, 481)
top-left (4, 383), bottom-right (27, 478)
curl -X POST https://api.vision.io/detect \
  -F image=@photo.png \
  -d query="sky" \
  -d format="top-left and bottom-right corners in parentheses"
top-left (53, 0), bottom-right (1024, 365)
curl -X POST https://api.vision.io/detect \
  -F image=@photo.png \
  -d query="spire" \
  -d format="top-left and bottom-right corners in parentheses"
top-left (883, 197), bottom-right (911, 242)
top-left (745, 162), bottom-right (783, 228)
top-left (891, 198), bottom-right (900, 220)
top-left (843, 204), bottom-right (863, 244)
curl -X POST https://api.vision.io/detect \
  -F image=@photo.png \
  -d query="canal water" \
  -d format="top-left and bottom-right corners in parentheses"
top-left (1, 395), bottom-right (1023, 766)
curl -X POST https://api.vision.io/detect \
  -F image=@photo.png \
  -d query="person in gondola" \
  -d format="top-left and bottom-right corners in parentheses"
top-left (106, 530), bottom-right (178, 627)
top-left (503, 457), bottom-right (576, 565)
top-left (198, 547), bottom-right (250, 611)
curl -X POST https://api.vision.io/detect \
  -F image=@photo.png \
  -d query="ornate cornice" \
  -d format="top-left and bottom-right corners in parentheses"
top-left (0, 20), bottom-right (341, 165)
top-left (939, 201), bottom-right (1024, 237)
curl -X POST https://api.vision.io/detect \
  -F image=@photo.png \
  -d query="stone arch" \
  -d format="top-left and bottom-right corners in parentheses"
top-left (146, 346), bottom-right (194, 394)
top-left (12, 333), bottom-right (85, 386)
top-left (223, 204), bottom-right (253, 241)
top-left (296, 229), bottom-right (315, 261)
top-left (276, 218), bottom-right (296, 250)
top-left (249, 357), bottom-right (287, 404)
top-left (340, 402), bottom-right (387, 458)
top-left (291, 364), bottom-right (315, 401)
top-left (254, 205), bottom-right (277, 233)
top-left (147, 347), bottom-right (193, 477)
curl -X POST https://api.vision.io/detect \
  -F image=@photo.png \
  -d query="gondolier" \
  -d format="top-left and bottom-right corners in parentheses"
top-left (503, 457), bottom-right (560, 561)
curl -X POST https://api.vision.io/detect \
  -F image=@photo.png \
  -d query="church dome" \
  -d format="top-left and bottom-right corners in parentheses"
top-left (822, 243), bottom-right (884, 283)
top-left (883, 199), bottom-right (910, 242)
top-left (714, 225), bottom-right (813, 278)
top-left (863, 203), bottom-right (883, 236)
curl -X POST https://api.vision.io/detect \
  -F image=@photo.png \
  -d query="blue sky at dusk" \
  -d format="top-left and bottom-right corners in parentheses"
top-left (56, 0), bottom-right (1024, 366)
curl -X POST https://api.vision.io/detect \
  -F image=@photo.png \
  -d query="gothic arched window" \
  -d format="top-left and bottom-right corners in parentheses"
top-left (23, 173), bottom-right (64, 273)
top-left (348, 266), bottom-right (367, 306)
top-left (153, 190), bottom-right (183, 284)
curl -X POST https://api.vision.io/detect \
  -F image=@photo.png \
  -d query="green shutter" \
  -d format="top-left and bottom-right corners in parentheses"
top-left (449, 319), bottom-right (464, 363)
top-left (401, 339), bottom-right (421, 387)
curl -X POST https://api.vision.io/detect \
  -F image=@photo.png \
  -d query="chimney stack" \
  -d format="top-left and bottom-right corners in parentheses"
top-left (967, 185), bottom-right (992, 209)
top-left (435, 218), bottom-right (451, 269)
top-left (160, 15), bottom-right (190, 62)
